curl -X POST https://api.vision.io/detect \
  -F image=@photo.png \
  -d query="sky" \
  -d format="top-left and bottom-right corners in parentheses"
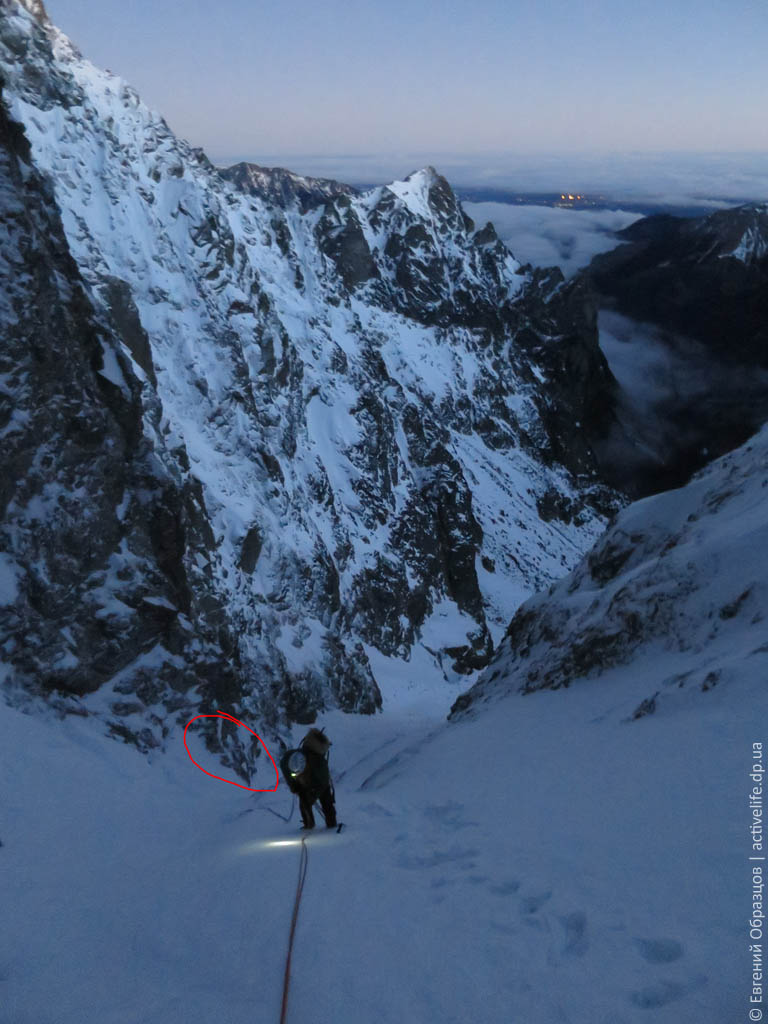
top-left (43, 0), bottom-right (768, 193)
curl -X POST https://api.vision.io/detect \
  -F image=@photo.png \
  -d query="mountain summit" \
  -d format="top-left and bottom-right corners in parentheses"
top-left (0, 0), bottom-right (619, 761)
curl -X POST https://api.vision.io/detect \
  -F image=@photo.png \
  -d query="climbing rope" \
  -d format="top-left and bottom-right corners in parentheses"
top-left (278, 746), bottom-right (337, 1021)
top-left (279, 835), bottom-right (309, 1024)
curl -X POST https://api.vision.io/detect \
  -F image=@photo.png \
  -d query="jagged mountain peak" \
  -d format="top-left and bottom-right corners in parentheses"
top-left (379, 165), bottom-right (467, 230)
top-left (394, 165), bottom-right (446, 194)
top-left (704, 201), bottom-right (768, 263)
top-left (14, 0), bottom-right (49, 24)
top-left (220, 160), bottom-right (358, 211)
top-left (615, 200), bottom-right (768, 266)
top-left (409, 164), bottom-right (441, 181)
top-left (315, 164), bottom-right (515, 323)
top-left (0, 0), bottom-right (621, 757)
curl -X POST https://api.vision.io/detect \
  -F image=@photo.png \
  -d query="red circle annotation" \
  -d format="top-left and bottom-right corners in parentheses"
top-left (183, 711), bottom-right (279, 792)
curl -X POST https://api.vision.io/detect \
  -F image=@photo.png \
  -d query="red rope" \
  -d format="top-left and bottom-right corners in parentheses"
top-left (279, 836), bottom-right (309, 1024)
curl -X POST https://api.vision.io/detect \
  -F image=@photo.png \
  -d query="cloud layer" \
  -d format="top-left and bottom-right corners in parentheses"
top-left (215, 152), bottom-right (768, 207)
top-left (464, 203), bottom-right (641, 278)
top-left (595, 311), bottom-right (768, 495)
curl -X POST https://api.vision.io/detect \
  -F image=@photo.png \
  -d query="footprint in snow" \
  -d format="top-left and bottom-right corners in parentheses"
top-left (423, 801), bottom-right (477, 829)
top-left (560, 911), bottom-right (589, 956)
top-left (489, 879), bottom-right (521, 896)
top-left (430, 876), bottom-right (456, 889)
top-left (359, 801), bottom-right (394, 818)
top-left (397, 846), bottom-right (479, 870)
top-left (519, 890), bottom-right (552, 914)
top-left (634, 937), bottom-right (684, 963)
top-left (629, 974), bottom-right (707, 1009)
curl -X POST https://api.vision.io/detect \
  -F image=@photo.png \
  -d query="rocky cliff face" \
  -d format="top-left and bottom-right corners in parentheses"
top-left (589, 204), bottom-right (768, 365)
top-left (0, 80), bottom-right (266, 777)
top-left (0, 0), bottom-right (620, 769)
top-left (588, 203), bottom-right (768, 497)
top-left (450, 423), bottom-right (768, 720)
top-left (219, 162), bottom-right (359, 212)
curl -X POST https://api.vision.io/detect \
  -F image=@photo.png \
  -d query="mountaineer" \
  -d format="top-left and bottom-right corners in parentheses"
top-left (280, 727), bottom-right (338, 830)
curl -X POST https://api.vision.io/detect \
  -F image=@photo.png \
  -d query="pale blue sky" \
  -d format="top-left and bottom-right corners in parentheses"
top-left (44, 0), bottom-right (768, 187)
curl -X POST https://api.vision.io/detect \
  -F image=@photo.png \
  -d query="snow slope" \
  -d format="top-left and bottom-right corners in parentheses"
top-left (453, 423), bottom-right (768, 715)
top-left (4, 358), bottom-right (766, 1024)
top-left (0, 655), bottom-right (752, 1023)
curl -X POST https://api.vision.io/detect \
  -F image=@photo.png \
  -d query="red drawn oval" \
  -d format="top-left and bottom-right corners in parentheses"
top-left (183, 711), bottom-right (279, 792)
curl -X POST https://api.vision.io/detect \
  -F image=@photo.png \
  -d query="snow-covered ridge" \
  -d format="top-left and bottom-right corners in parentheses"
top-left (1, 0), bottom-right (618, 753)
top-left (220, 161), bottom-right (359, 211)
top-left (452, 423), bottom-right (768, 717)
top-left (728, 221), bottom-right (768, 263)
top-left (710, 202), bottom-right (768, 263)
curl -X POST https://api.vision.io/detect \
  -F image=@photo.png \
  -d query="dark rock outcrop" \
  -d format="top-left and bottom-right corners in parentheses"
top-left (0, 86), bottom-right (260, 769)
top-left (589, 205), bottom-right (768, 365)
top-left (586, 203), bottom-right (768, 497)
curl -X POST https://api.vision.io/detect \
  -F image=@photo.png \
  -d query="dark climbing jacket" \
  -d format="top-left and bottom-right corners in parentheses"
top-left (280, 728), bottom-right (332, 795)
top-left (302, 748), bottom-right (330, 792)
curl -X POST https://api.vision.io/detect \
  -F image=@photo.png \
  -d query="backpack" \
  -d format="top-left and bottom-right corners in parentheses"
top-left (279, 729), bottom-right (332, 794)
top-left (279, 748), bottom-right (307, 793)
